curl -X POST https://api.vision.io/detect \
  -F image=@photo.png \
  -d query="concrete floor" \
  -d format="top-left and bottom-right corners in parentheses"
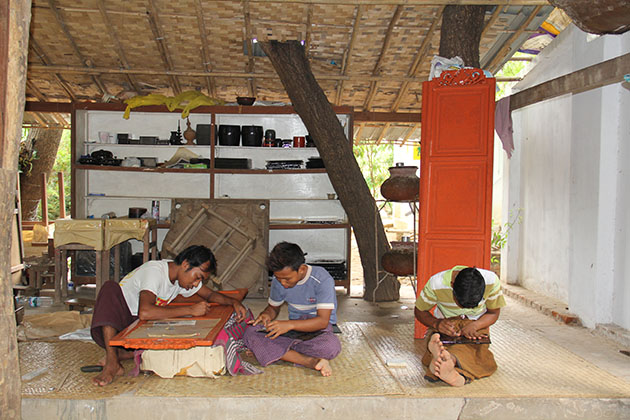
top-left (17, 285), bottom-right (630, 420)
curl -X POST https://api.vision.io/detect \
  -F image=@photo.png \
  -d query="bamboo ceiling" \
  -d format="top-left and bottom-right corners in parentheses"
top-left (24, 0), bottom-right (558, 144)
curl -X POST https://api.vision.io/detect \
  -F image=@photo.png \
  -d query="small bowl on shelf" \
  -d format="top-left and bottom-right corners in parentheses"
top-left (236, 96), bottom-right (256, 106)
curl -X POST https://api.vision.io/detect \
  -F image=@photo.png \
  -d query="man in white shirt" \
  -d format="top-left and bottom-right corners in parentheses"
top-left (90, 245), bottom-right (247, 386)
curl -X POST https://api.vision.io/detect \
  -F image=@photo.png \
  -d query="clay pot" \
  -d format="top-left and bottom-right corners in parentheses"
top-left (380, 163), bottom-right (419, 202)
top-left (381, 241), bottom-right (416, 276)
top-left (183, 118), bottom-right (196, 145)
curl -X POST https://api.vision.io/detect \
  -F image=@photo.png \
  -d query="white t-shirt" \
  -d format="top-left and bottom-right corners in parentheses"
top-left (118, 260), bottom-right (202, 316)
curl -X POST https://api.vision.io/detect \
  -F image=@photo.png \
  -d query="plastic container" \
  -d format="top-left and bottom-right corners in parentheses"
top-left (19, 296), bottom-right (54, 307)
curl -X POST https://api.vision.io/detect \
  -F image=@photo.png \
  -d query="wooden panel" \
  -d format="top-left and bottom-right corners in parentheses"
top-left (416, 69), bottom-right (495, 338)
top-left (424, 161), bottom-right (488, 235)
top-left (162, 199), bottom-right (269, 297)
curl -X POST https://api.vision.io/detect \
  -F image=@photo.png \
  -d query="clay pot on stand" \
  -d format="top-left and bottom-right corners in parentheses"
top-left (183, 118), bottom-right (196, 145)
top-left (380, 163), bottom-right (419, 201)
top-left (381, 240), bottom-right (416, 276)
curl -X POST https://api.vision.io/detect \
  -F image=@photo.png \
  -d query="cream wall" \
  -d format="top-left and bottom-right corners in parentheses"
top-left (503, 25), bottom-right (630, 329)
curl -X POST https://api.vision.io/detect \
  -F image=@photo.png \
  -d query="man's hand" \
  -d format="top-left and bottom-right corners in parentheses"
top-left (264, 320), bottom-right (293, 339)
top-left (249, 312), bottom-right (272, 327)
top-left (459, 322), bottom-right (487, 339)
top-left (190, 301), bottom-right (210, 317)
top-left (232, 301), bottom-right (248, 322)
top-left (437, 319), bottom-right (460, 336)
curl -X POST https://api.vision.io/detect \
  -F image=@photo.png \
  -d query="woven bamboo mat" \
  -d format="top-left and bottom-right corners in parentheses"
top-left (19, 321), bottom-right (630, 400)
top-left (357, 320), bottom-right (630, 398)
top-left (135, 323), bottom-right (403, 397)
top-left (20, 341), bottom-right (145, 399)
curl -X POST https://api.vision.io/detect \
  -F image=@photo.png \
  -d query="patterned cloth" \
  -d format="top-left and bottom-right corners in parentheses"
top-left (415, 265), bottom-right (506, 320)
top-left (214, 311), bottom-right (262, 376)
top-left (243, 319), bottom-right (341, 367)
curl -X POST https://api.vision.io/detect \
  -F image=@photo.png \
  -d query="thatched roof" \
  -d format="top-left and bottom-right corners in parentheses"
top-left (24, 0), bottom-right (562, 143)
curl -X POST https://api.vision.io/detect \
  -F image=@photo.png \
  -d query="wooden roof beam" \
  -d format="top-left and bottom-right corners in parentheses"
top-left (480, 5), bottom-right (504, 39)
top-left (242, 1), bottom-right (257, 97)
top-left (194, 0), bottom-right (217, 98)
top-left (375, 122), bottom-right (391, 145)
top-left (354, 122), bottom-right (365, 145)
top-left (29, 63), bottom-right (435, 83)
top-left (147, 0), bottom-right (181, 95)
top-left (363, 5), bottom-right (403, 111)
top-left (47, 0), bottom-right (110, 98)
top-left (390, 6), bottom-right (443, 112)
top-left (510, 52), bottom-right (630, 111)
top-left (400, 122), bottom-right (420, 146)
top-left (246, 0), bottom-right (547, 4)
top-left (24, 83), bottom-right (69, 126)
top-left (304, 5), bottom-right (313, 60)
top-left (96, 0), bottom-right (141, 95)
top-left (335, 5), bottom-right (362, 105)
top-left (487, 5), bottom-right (544, 74)
top-left (29, 39), bottom-right (78, 102)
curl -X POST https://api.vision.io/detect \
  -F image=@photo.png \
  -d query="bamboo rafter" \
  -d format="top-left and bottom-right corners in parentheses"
top-left (363, 5), bottom-right (403, 111)
top-left (335, 5), bottom-right (362, 105)
top-left (47, 0), bottom-right (109, 98)
top-left (375, 122), bottom-right (392, 145)
top-left (305, 4), bottom-right (313, 60)
top-left (400, 122), bottom-right (420, 146)
top-left (29, 38), bottom-right (78, 102)
top-left (147, 0), bottom-right (181, 95)
top-left (391, 6), bottom-right (444, 112)
top-left (487, 5), bottom-right (544, 73)
top-left (96, 0), bottom-right (141, 94)
top-left (242, 0), bottom-right (257, 97)
top-left (195, 0), bottom-right (217, 98)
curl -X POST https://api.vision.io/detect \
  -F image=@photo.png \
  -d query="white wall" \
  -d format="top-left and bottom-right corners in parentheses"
top-left (504, 25), bottom-right (630, 329)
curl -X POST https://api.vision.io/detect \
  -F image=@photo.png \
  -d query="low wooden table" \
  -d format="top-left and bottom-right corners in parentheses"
top-left (110, 288), bottom-right (248, 350)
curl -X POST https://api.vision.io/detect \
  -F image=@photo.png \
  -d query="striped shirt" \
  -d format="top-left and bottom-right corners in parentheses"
top-left (415, 265), bottom-right (506, 320)
top-left (269, 265), bottom-right (337, 324)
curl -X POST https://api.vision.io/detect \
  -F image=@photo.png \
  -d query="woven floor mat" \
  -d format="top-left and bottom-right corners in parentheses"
top-left (357, 320), bottom-right (630, 398)
top-left (135, 323), bottom-right (403, 397)
top-left (19, 341), bottom-right (145, 399)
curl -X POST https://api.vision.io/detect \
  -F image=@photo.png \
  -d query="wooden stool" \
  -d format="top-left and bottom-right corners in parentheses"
top-left (54, 243), bottom-right (110, 304)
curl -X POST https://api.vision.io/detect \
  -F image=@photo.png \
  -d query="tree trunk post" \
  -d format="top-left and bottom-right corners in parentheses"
top-left (439, 5), bottom-right (487, 68)
top-left (260, 40), bottom-right (399, 301)
top-left (1, 0), bottom-right (32, 418)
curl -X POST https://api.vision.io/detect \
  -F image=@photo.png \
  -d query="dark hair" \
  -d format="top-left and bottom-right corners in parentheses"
top-left (452, 267), bottom-right (485, 308)
top-left (266, 241), bottom-right (305, 272)
top-left (174, 245), bottom-right (217, 275)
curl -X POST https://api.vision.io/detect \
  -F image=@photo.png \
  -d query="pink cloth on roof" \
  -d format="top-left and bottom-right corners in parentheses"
top-left (495, 96), bottom-right (514, 158)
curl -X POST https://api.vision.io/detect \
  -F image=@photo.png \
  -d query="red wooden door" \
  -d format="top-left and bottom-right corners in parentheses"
top-left (415, 69), bottom-right (495, 338)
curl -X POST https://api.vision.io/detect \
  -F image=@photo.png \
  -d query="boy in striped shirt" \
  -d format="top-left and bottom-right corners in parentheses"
top-left (415, 266), bottom-right (506, 386)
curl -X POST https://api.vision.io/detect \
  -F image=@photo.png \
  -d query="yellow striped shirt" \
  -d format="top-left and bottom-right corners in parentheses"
top-left (415, 265), bottom-right (506, 320)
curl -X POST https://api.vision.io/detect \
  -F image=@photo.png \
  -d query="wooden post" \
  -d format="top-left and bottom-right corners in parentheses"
top-left (57, 171), bottom-right (66, 219)
top-left (1, 0), bottom-right (31, 417)
top-left (41, 172), bottom-right (48, 226)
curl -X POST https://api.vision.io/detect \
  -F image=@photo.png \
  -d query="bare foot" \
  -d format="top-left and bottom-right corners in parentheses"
top-left (433, 349), bottom-right (465, 387)
top-left (92, 362), bottom-right (124, 386)
top-left (314, 359), bottom-right (332, 377)
top-left (428, 333), bottom-right (444, 376)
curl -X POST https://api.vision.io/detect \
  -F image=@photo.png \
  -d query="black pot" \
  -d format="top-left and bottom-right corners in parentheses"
top-left (264, 129), bottom-right (276, 141)
top-left (217, 125), bottom-right (240, 146)
top-left (241, 125), bottom-right (263, 147)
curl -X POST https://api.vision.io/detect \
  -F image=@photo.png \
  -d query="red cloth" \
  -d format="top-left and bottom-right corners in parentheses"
top-left (90, 281), bottom-right (137, 348)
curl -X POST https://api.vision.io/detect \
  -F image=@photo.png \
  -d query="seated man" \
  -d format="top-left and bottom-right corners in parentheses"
top-left (90, 245), bottom-right (247, 386)
top-left (243, 242), bottom-right (341, 376)
top-left (414, 266), bottom-right (506, 386)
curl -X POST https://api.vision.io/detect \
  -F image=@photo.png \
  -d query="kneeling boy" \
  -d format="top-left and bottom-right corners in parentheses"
top-left (90, 245), bottom-right (248, 386)
top-left (243, 242), bottom-right (341, 376)
top-left (415, 266), bottom-right (506, 386)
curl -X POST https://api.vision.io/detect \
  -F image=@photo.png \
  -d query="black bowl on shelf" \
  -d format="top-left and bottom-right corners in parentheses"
top-left (236, 97), bottom-right (256, 106)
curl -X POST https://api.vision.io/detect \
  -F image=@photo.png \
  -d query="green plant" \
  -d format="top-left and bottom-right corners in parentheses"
top-left (353, 143), bottom-right (394, 213)
top-left (491, 208), bottom-right (523, 263)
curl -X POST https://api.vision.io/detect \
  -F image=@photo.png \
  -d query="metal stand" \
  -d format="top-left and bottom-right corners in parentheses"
top-left (376, 199), bottom-right (419, 296)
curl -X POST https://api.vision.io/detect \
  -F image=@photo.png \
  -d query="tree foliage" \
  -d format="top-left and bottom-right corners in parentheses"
top-left (353, 144), bottom-right (394, 199)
